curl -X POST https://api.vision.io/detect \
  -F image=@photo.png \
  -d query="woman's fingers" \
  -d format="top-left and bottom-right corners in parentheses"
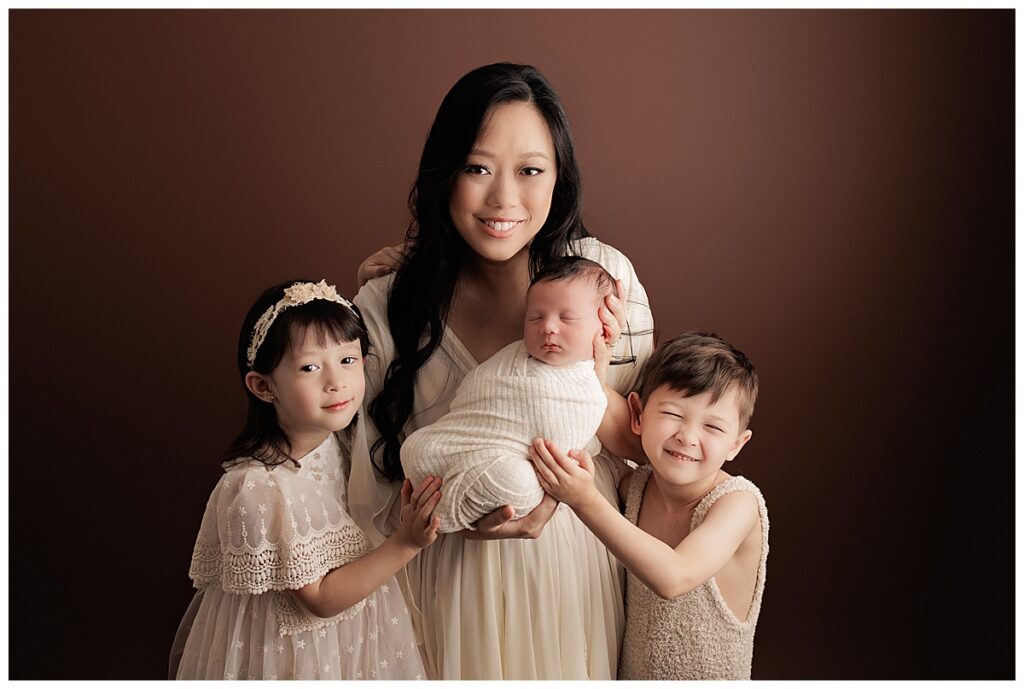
top-left (400, 478), bottom-right (413, 507)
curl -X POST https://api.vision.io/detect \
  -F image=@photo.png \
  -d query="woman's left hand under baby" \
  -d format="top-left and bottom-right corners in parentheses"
top-left (530, 438), bottom-right (597, 508)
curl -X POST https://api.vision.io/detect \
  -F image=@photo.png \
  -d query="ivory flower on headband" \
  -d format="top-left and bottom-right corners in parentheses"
top-left (246, 280), bottom-right (357, 368)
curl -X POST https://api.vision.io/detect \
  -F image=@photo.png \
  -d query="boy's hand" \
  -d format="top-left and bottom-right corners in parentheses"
top-left (397, 476), bottom-right (442, 549)
top-left (357, 241), bottom-right (410, 287)
top-left (530, 438), bottom-right (598, 508)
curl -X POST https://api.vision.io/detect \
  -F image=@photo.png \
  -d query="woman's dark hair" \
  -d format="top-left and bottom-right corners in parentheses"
top-left (224, 279), bottom-right (370, 467)
top-left (368, 62), bottom-right (591, 481)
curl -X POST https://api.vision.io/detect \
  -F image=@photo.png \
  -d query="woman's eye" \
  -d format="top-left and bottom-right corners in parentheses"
top-left (521, 167), bottom-right (544, 176)
top-left (464, 164), bottom-right (490, 175)
top-left (299, 364), bottom-right (320, 373)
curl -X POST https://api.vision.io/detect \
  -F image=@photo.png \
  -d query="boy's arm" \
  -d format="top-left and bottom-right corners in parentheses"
top-left (532, 439), bottom-right (757, 600)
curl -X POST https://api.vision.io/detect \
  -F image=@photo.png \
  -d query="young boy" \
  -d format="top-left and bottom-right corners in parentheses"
top-left (400, 257), bottom-right (616, 532)
top-left (530, 331), bottom-right (767, 680)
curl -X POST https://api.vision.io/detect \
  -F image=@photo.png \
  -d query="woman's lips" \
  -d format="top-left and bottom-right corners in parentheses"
top-left (477, 217), bottom-right (525, 238)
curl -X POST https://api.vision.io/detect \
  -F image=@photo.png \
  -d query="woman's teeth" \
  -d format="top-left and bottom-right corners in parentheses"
top-left (482, 219), bottom-right (521, 232)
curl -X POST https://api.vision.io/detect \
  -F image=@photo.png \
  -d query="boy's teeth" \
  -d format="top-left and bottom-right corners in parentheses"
top-left (484, 220), bottom-right (519, 232)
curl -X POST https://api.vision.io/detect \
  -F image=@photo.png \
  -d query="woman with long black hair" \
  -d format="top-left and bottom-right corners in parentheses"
top-left (347, 63), bottom-right (654, 679)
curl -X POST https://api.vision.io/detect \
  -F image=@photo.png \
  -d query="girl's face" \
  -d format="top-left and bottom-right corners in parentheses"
top-left (448, 101), bottom-right (558, 264)
top-left (267, 329), bottom-right (365, 452)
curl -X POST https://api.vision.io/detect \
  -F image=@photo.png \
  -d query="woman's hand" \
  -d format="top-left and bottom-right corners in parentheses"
top-left (598, 278), bottom-right (626, 350)
top-left (530, 438), bottom-right (599, 509)
top-left (463, 494), bottom-right (559, 540)
top-left (357, 242), bottom-right (410, 287)
top-left (395, 476), bottom-right (442, 549)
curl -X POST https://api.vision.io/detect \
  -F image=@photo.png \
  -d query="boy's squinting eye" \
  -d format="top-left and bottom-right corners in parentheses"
top-left (661, 411), bottom-right (683, 419)
top-left (705, 424), bottom-right (724, 433)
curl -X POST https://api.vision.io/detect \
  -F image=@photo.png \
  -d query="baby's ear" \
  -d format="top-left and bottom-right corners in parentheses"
top-left (627, 392), bottom-right (643, 436)
top-left (726, 429), bottom-right (753, 462)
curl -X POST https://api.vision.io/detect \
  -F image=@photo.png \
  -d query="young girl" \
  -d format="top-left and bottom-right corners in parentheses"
top-left (170, 279), bottom-right (441, 680)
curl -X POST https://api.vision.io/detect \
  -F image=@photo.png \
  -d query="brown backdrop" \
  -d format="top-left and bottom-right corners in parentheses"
top-left (10, 9), bottom-right (1013, 680)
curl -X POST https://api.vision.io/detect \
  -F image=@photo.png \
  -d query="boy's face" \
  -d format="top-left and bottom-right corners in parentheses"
top-left (629, 384), bottom-right (752, 486)
top-left (524, 277), bottom-right (605, 366)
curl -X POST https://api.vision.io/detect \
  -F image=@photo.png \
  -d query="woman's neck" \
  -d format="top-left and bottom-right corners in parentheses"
top-left (458, 247), bottom-right (532, 295)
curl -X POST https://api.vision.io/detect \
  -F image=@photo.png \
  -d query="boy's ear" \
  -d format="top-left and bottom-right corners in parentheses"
top-left (726, 429), bottom-right (753, 462)
top-left (245, 371), bottom-right (275, 404)
top-left (627, 391), bottom-right (644, 436)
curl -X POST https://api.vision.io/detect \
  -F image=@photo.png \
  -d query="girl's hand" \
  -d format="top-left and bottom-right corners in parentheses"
top-left (530, 438), bottom-right (598, 509)
top-left (463, 494), bottom-right (558, 540)
top-left (396, 476), bottom-right (442, 549)
top-left (357, 242), bottom-right (410, 287)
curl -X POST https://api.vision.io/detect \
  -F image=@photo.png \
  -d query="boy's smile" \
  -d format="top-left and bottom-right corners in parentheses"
top-left (631, 384), bottom-right (752, 488)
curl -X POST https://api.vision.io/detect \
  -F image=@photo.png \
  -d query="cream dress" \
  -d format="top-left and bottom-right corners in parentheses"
top-left (170, 433), bottom-right (425, 680)
top-left (348, 238), bottom-right (655, 679)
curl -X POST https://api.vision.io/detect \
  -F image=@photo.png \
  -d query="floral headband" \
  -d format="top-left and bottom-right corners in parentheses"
top-left (246, 280), bottom-right (357, 369)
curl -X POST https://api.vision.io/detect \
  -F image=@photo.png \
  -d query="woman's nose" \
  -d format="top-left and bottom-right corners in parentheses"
top-left (486, 171), bottom-right (517, 209)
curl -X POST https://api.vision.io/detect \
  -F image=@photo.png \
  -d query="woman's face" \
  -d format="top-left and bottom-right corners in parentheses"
top-left (448, 101), bottom-right (558, 264)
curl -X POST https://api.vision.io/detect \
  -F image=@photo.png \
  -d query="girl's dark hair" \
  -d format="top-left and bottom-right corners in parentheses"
top-left (368, 62), bottom-right (591, 481)
top-left (224, 279), bottom-right (370, 467)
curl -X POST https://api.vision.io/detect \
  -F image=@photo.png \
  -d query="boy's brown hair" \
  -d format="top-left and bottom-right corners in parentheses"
top-left (638, 330), bottom-right (759, 429)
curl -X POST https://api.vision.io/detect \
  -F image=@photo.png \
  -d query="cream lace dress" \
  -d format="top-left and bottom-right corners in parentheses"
top-left (170, 433), bottom-right (425, 680)
top-left (348, 238), bottom-right (655, 679)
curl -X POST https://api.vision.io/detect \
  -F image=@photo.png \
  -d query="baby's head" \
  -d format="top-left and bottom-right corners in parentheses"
top-left (629, 331), bottom-right (758, 481)
top-left (226, 279), bottom-right (369, 466)
top-left (525, 257), bottom-right (614, 366)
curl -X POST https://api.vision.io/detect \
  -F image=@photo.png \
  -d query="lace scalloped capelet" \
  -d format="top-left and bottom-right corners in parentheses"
top-left (170, 433), bottom-right (425, 680)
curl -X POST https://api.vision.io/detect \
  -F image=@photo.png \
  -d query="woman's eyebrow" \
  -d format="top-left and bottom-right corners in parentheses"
top-left (469, 148), bottom-right (551, 162)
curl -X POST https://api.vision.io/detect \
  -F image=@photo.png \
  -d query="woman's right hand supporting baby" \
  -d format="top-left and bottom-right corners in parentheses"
top-left (463, 494), bottom-right (559, 541)
top-left (294, 476), bottom-right (442, 618)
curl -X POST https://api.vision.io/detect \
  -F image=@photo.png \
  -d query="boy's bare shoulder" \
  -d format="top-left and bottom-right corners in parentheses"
top-left (705, 488), bottom-right (759, 524)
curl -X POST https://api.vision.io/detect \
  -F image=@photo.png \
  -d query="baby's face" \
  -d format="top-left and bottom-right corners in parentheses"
top-left (524, 278), bottom-right (605, 366)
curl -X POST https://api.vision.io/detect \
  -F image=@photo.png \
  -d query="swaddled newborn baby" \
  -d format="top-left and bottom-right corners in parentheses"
top-left (401, 257), bottom-right (614, 532)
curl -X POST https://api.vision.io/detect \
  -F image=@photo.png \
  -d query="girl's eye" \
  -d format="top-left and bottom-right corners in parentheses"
top-left (521, 167), bottom-right (544, 176)
top-left (341, 356), bottom-right (358, 365)
top-left (299, 364), bottom-right (320, 373)
top-left (464, 164), bottom-right (490, 175)
top-left (662, 412), bottom-right (683, 419)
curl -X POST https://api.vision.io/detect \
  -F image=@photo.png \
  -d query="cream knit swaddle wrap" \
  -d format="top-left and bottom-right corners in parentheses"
top-left (401, 340), bottom-right (607, 533)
